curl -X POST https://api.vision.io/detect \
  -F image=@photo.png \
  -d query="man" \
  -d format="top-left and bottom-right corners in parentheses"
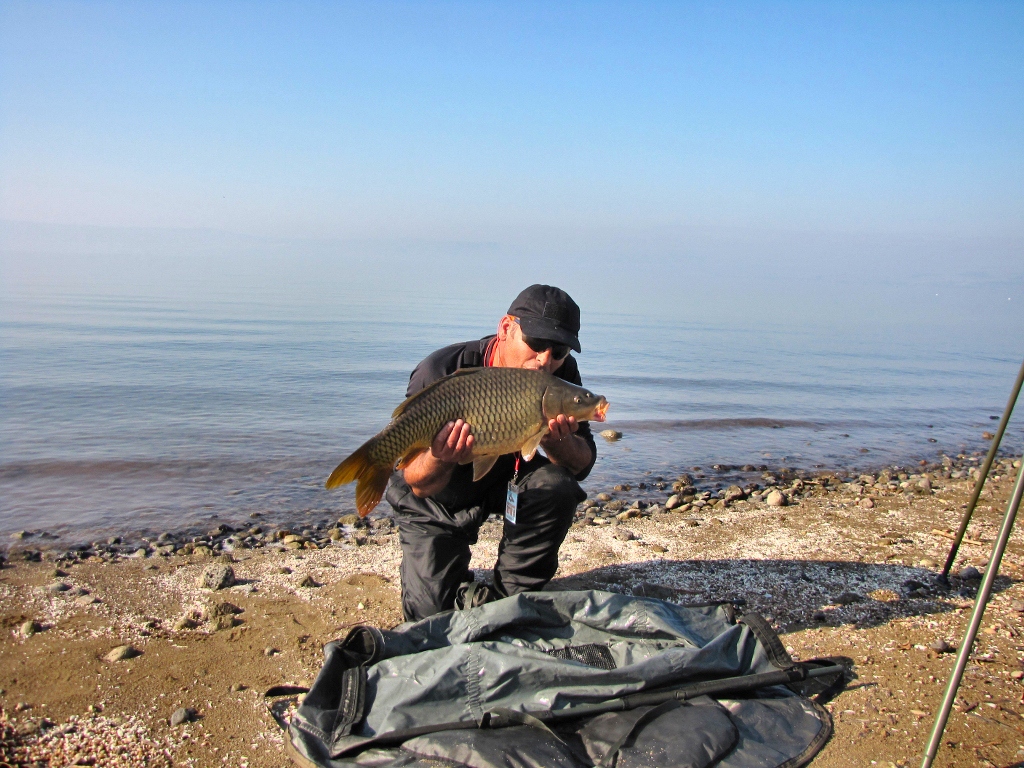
top-left (385, 285), bottom-right (598, 621)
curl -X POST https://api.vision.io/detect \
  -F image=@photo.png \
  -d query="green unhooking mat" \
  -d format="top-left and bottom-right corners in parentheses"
top-left (282, 590), bottom-right (841, 768)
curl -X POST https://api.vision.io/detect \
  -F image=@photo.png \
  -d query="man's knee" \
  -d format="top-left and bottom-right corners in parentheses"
top-left (519, 463), bottom-right (586, 511)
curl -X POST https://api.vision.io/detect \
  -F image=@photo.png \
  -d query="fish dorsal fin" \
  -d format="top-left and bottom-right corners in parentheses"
top-left (520, 428), bottom-right (548, 462)
top-left (472, 455), bottom-right (500, 482)
top-left (391, 368), bottom-right (482, 419)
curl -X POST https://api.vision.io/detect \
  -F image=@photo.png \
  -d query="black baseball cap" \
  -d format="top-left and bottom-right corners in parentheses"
top-left (507, 284), bottom-right (582, 353)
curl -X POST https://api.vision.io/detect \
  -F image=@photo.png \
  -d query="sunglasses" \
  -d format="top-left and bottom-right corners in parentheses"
top-left (513, 318), bottom-right (571, 360)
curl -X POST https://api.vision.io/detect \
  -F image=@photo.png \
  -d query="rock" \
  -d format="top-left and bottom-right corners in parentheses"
top-left (918, 558), bottom-right (938, 568)
top-left (198, 564), bottom-right (235, 590)
top-left (74, 595), bottom-right (99, 607)
top-left (664, 494), bottom-right (681, 510)
top-left (616, 509), bottom-right (641, 521)
top-left (282, 534), bottom-right (304, 544)
top-left (649, 544), bottom-right (668, 553)
top-left (170, 707), bottom-right (197, 726)
top-left (929, 639), bottom-right (954, 654)
top-left (104, 645), bottom-right (139, 662)
top-left (192, 545), bottom-right (212, 557)
top-left (173, 616), bottom-right (198, 631)
top-left (613, 529), bottom-right (636, 541)
top-left (765, 490), bottom-right (787, 507)
top-left (901, 579), bottom-right (925, 593)
top-left (858, 497), bottom-right (875, 509)
top-left (337, 514), bottom-right (361, 527)
top-left (812, 611), bottom-right (827, 622)
top-left (264, 646), bottom-right (277, 656)
top-left (1010, 599), bottom-right (1024, 613)
top-left (210, 614), bottom-right (239, 631)
top-left (723, 485), bottom-right (746, 503)
top-left (46, 582), bottom-right (70, 594)
top-left (834, 592), bottom-right (863, 606)
top-left (596, 493), bottom-right (613, 502)
top-left (592, 517), bottom-right (609, 526)
top-left (328, 528), bottom-right (343, 541)
top-left (129, 548), bottom-right (149, 558)
top-left (982, 431), bottom-right (994, 440)
top-left (275, 566), bottom-right (292, 575)
top-left (298, 575), bottom-right (319, 588)
top-left (20, 620), bottom-right (40, 637)
top-left (211, 602), bottom-right (243, 616)
top-left (917, 478), bottom-right (932, 492)
top-left (681, 518), bottom-right (700, 527)
top-left (230, 682), bottom-right (247, 692)
top-left (11, 531), bottom-right (30, 539)
top-left (959, 566), bottom-right (982, 581)
top-left (352, 534), bottom-right (368, 546)
top-left (599, 429), bottom-right (622, 442)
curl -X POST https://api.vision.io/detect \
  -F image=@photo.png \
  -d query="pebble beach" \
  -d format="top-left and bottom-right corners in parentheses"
top-left (2, 448), bottom-right (1024, 767)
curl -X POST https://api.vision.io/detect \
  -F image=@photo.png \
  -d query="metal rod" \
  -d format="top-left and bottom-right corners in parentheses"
top-left (940, 357), bottom-right (1024, 581)
top-left (922, 453), bottom-right (1024, 768)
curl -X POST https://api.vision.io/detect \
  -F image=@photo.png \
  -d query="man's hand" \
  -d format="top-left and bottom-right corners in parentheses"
top-left (404, 420), bottom-right (474, 497)
top-left (541, 415), bottom-right (592, 475)
top-left (431, 419), bottom-right (474, 463)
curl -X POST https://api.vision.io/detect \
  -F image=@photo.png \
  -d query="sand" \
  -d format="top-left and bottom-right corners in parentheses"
top-left (2, 460), bottom-right (1023, 767)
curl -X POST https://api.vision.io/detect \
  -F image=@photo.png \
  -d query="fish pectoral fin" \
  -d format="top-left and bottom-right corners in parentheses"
top-left (519, 429), bottom-right (548, 462)
top-left (395, 448), bottom-right (425, 470)
top-left (472, 455), bottom-right (500, 482)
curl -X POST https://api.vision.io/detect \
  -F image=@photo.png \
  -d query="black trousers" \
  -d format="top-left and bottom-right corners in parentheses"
top-left (385, 456), bottom-right (587, 622)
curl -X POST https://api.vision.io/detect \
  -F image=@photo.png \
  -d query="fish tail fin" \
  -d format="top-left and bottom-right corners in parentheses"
top-left (326, 440), bottom-right (393, 517)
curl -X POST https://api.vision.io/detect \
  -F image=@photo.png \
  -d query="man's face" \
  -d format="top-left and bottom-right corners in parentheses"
top-left (495, 315), bottom-right (569, 374)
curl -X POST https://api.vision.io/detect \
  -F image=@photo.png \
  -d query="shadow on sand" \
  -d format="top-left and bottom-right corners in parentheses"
top-left (548, 557), bottom-right (1009, 633)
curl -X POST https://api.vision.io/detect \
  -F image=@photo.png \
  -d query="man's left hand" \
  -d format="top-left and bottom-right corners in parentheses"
top-left (544, 414), bottom-right (579, 443)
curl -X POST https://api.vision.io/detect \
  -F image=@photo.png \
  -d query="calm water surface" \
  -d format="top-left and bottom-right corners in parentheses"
top-left (1, 293), bottom-right (1020, 543)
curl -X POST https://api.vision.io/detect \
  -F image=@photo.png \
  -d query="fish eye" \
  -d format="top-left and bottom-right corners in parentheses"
top-left (573, 396), bottom-right (580, 403)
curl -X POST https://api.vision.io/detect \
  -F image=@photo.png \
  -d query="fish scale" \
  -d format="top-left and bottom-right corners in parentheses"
top-left (327, 367), bottom-right (608, 516)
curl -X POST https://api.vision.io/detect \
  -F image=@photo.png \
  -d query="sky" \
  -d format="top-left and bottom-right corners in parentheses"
top-left (1, 1), bottom-right (1022, 335)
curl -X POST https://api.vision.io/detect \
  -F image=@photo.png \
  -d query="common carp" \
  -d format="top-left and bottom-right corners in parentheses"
top-left (325, 367), bottom-right (609, 516)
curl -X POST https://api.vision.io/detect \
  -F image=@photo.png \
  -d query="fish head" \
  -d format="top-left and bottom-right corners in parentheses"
top-left (542, 380), bottom-right (609, 423)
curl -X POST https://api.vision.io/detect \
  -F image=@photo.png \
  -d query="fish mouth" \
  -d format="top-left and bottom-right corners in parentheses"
top-left (593, 399), bottom-right (609, 422)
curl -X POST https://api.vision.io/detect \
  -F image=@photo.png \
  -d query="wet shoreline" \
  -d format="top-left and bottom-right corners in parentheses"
top-left (5, 444), bottom-right (1019, 564)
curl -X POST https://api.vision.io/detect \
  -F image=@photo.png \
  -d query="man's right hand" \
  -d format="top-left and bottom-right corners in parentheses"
top-left (403, 420), bottom-right (474, 497)
top-left (431, 419), bottom-right (475, 463)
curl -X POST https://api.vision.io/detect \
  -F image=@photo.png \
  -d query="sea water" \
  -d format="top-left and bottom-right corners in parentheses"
top-left (1, 291), bottom-right (1021, 542)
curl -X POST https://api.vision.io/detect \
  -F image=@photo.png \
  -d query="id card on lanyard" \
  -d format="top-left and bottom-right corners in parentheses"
top-left (505, 453), bottom-right (521, 524)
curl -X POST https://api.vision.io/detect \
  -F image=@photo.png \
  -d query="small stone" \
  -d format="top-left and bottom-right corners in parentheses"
top-left (616, 509), bottom-right (641, 521)
top-left (46, 582), bottom-right (70, 594)
top-left (20, 620), bottom-right (41, 637)
top-left (337, 514), bottom-right (360, 527)
top-left (129, 548), bottom-right (149, 558)
top-left (230, 682), bottom-right (247, 692)
top-left (834, 592), bottom-right (863, 606)
top-left (929, 639), bottom-right (954, 654)
top-left (170, 707), bottom-right (197, 726)
top-left (192, 545), bottom-right (212, 557)
top-left (173, 616), bottom-right (198, 631)
top-left (765, 490), bottom-right (787, 507)
top-left (812, 611), bottom-right (827, 622)
top-left (959, 566), bottom-right (982, 581)
top-left (328, 528), bottom-right (343, 541)
top-left (917, 478), bottom-right (932, 492)
top-left (352, 534), bottom-right (368, 546)
top-left (282, 534), bottom-right (304, 544)
top-left (275, 566), bottom-right (292, 575)
top-left (75, 595), bottom-right (99, 607)
top-left (681, 518), bottom-right (700, 527)
top-left (918, 557), bottom-right (938, 568)
top-left (298, 575), bottom-right (319, 588)
top-left (210, 602), bottom-right (241, 617)
top-left (649, 544), bottom-right (668, 553)
top-left (596, 493), bottom-right (613, 502)
top-left (723, 485), bottom-right (746, 503)
top-left (1009, 599), bottom-right (1024, 613)
top-left (52, 568), bottom-right (68, 577)
top-left (982, 431), bottom-right (994, 440)
top-left (599, 429), bottom-right (622, 442)
top-left (198, 564), bottom-right (235, 590)
top-left (664, 494), bottom-right (681, 510)
top-left (104, 645), bottom-right (139, 662)
top-left (264, 646), bottom-right (278, 656)
top-left (858, 497), bottom-right (875, 509)
top-left (613, 528), bottom-right (636, 541)
top-left (210, 614), bottom-right (238, 631)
